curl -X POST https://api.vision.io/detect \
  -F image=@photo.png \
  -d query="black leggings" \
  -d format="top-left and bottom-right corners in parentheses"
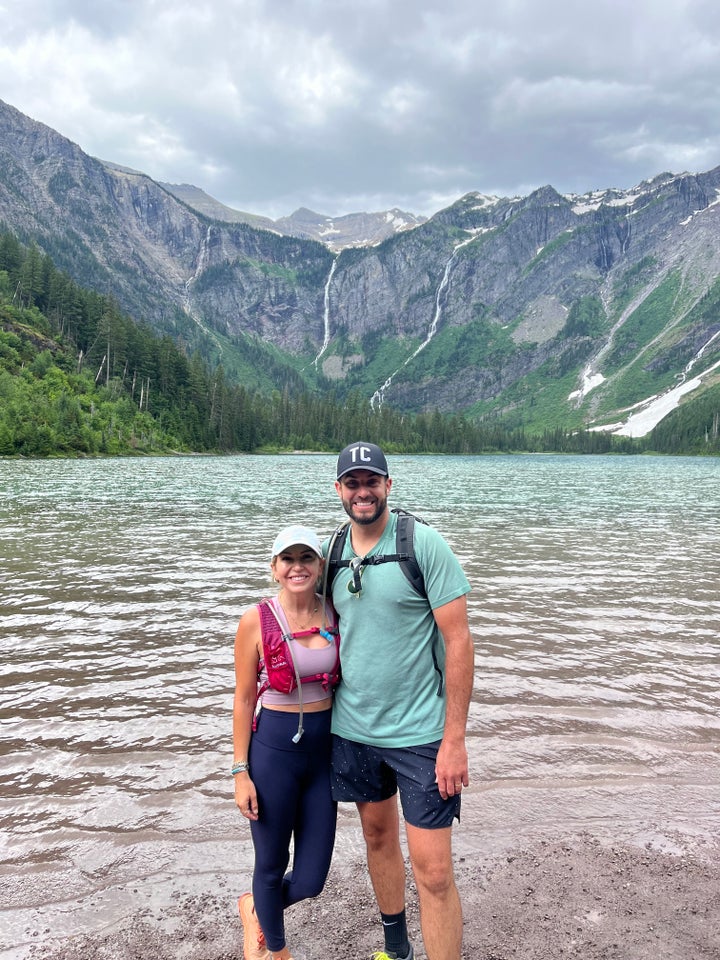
top-left (248, 708), bottom-right (337, 952)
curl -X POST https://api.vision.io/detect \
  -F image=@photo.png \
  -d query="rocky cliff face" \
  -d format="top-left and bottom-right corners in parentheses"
top-left (2, 98), bottom-right (720, 432)
top-left (0, 99), bottom-right (334, 350)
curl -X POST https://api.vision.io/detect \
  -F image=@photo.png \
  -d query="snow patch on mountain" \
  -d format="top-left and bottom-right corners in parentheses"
top-left (568, 368), bottom-right (606, 402)
top-left (594, 362), bottom-right (719, 437)
top-left (568, 188), bottom-right (643, 216)
top-left (590, 332), bottom-right (720, 437)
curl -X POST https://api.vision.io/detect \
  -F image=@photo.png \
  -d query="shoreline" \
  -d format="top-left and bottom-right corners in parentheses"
top-left (19, 831), bottom-right (720, 960)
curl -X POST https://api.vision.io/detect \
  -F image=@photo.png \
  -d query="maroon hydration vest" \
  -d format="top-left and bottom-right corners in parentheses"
top-left (253, 598), bottom-right (340, 740)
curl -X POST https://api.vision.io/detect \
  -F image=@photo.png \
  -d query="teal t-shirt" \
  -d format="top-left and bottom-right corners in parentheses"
top-left (327, 511), bottom-right (471, 748)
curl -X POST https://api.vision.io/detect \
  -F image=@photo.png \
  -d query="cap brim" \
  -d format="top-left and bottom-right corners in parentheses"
top-left (337, 466), bottom-right (388, 479)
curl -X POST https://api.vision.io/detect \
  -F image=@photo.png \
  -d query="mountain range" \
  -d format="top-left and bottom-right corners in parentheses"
top-left (2, 97), bottom-right (719, 437)
top-left (156, 180), bottom-right (426, 251)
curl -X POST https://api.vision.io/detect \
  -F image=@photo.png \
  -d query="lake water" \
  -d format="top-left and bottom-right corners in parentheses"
top-left (1, 453), bottom-right (719, 957)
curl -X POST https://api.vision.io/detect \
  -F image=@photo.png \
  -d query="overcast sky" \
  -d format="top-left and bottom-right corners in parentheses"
top-left (2, 0), bottom-right (720, 219)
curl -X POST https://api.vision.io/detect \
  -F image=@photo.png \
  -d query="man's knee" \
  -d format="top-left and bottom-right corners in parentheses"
top-left (406, 825), bottom-right (456, 897)
top-left (358, 799), bottom-right (400, 849)
top-left (412, 860), bottom-right (456, 899)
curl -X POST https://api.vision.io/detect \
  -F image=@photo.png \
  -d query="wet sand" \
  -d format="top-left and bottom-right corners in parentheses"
top-left (24, 832), bottom-right (720, 960)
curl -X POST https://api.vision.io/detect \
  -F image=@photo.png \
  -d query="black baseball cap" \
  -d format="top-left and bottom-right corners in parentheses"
top-left (336, 441), bottom-right (389, 480)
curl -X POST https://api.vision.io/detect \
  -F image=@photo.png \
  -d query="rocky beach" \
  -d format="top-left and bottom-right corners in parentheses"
top-left (23, 831), bottom-right (719, 960)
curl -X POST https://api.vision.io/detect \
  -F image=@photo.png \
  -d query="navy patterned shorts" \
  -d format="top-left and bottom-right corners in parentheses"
top-left (330, 734), bottom-right (460, 828)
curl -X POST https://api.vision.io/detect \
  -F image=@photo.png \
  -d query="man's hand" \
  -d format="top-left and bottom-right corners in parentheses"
top-left (435, 737), bottom-right (469, 798)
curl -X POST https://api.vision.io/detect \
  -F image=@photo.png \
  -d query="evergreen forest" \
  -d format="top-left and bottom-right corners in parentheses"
top-left (1, 231), bottom-right (718, 458)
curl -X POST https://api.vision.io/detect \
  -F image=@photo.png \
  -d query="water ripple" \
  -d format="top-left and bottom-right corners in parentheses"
top-left (1, 454), bottom-right (719, 955)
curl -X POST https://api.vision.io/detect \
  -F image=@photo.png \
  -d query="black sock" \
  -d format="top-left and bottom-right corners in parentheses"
top-left (381, 909), bottom-right (410, 958)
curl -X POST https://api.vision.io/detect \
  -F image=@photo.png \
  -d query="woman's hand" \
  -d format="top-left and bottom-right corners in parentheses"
top-left (234, 772), bottom-right (259, 820)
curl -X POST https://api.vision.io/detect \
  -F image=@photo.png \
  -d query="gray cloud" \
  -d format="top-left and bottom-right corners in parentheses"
top-left (2, 0), bottom-right (720, 217)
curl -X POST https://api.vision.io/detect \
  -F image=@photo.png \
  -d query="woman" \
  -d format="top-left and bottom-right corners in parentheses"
top-left (233, 525), bottom-right (339, 960)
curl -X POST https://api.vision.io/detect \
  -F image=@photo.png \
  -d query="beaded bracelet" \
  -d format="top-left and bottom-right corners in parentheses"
top-left (231, 760), bottom-right (250, 775)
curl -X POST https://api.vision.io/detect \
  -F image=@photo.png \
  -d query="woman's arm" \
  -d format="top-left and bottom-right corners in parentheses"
top-left (233, 605), bottom-right (261, 820)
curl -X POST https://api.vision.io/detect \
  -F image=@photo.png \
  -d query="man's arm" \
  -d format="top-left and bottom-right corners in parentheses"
top-left (432, 593), bottom-right (474, 799)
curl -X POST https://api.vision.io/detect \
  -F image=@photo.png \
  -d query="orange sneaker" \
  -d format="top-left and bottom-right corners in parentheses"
top-left (238, 892), bottom-right (270, 960)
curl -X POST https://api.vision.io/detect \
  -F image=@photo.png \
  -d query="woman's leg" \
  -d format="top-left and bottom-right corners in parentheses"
top-left (248, 710), bottom-right (336, 951)
top-left (249, 713), bottom-right (305, 952)
top-left (283, 714), bottom-right (337, 905)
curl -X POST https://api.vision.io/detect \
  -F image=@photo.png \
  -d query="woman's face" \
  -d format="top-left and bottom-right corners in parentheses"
top-left (271, 544), bottom-right (323, 593)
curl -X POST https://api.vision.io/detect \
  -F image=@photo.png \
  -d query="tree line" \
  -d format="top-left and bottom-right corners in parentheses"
top-left (0, 230), bottom-right (717, 458)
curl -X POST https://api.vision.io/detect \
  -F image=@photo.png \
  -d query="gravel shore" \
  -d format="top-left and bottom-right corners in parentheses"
top-left (25, 832), bottom-right (719, 960)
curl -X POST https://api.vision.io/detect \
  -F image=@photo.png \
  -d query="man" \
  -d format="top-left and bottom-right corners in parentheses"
top-left (326, 441), bottom-right (474, 960)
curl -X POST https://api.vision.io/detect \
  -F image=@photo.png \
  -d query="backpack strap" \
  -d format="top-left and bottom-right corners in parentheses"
top-left (322, 519), bottom-right (351, 597)
top-left (256, 598), bottom-right (305, 742)
top-left (391, 510), bottom-right (441, 694)
top-left (391, 510), bottom-right (442, 694)
top-left (392, 508), bottom-right (426, 598)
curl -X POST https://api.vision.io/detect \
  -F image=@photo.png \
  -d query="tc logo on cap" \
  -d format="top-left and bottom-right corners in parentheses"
top-left (336, 441), bottom-right (389, 479)
top-left (350, 445), bottom-right (374, 464)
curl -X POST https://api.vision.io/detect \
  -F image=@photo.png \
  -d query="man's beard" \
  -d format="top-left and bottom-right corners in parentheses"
top-left (341, 495), bottom-right (387, 526)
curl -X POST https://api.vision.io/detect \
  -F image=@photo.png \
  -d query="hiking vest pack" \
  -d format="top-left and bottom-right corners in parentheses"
top-left (323, 508), bottom-right (444, 695)
top-left (254, 597), bottom-right (340, 742)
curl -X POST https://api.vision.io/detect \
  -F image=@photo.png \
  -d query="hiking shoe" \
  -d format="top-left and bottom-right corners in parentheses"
top-left (371, 949), bottom-right (414, 960)
top-left (238, 892), bottom-right (270, 960)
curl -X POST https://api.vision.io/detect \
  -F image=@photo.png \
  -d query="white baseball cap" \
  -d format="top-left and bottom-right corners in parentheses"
top-left (270, 525), bottom-right (323, 560)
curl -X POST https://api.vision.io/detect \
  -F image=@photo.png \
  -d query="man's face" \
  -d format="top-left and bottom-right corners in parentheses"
top-left (335, 470), bottom-right (392, 526)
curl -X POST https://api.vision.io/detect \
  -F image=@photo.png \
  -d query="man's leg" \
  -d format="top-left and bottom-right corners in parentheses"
top-left (356, 796), bottom-right (406, 912)
top-left (405, 823), bottom-right (462, 960)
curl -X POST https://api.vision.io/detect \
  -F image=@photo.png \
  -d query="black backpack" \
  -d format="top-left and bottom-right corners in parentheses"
top-left (323, 508), bottom-right (443, 695)
top-left (324, 507), bottom-right (428, 598)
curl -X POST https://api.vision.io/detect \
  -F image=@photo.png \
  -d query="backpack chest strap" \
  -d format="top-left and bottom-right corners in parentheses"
top-left (333, 552), bottom-right (412, 570)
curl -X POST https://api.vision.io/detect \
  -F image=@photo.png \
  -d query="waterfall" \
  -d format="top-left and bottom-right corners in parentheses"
top-left (182, 226), bottom-right (224, 354)
top-left (683, 329), bottom-right (720, 379)
top-left (371, 235), bottom-right (475, 408)
top-left (314, 257), bottom-right (338, 367)
top-left (425, 235), bottom-right (475, 344)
